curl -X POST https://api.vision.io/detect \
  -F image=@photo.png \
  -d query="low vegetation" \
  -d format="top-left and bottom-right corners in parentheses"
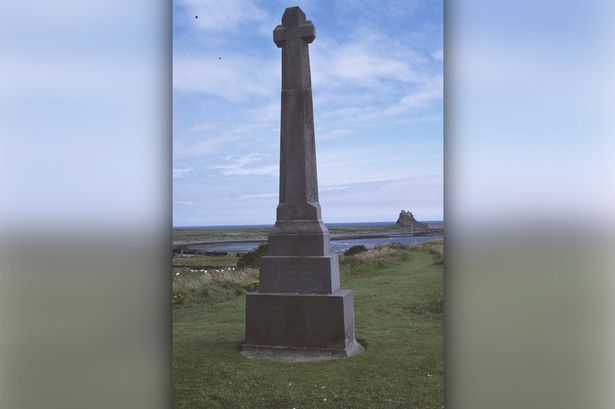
top-left (173, 253), bottom-right (240, 268)
top-left (172, 252), bottom-right (253, 306)
top-left (173, 241), bottom-right (443, 408)
top-left (342, 244), bottom-right (368, 256)
top-left (236, 243), bottom-right (269, 270)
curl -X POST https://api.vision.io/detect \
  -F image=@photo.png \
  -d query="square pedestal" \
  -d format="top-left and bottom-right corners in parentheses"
top-left (259, 255), bottom-right (339, 293)
top-left (241, 289), bottom-right (363, 362)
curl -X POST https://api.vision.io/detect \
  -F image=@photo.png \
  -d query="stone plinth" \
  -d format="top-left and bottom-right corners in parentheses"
top-left (259, 255), bottom-right (339, 294)
top-left (242, 290), bottom-right (364, 362)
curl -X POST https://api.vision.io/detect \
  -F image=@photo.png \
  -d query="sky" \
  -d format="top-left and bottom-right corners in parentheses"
top-left (173, 0), bottom-right (443, 226)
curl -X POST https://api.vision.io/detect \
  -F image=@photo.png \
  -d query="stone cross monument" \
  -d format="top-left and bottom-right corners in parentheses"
top-left (241, 6), bottom-right (363, 361)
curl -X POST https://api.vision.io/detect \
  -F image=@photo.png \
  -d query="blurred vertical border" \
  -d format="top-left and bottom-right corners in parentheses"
top-left (0, 1), bottom-right (172, 409)
top-left (1, 0), bottom-right (615, 408)
top-left (445, 0), bottom-right (615, 408)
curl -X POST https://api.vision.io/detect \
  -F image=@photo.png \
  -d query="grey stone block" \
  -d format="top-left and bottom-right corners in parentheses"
top-left (267, 220), bottom-right (331, 256)
top-left (268, 233), bottom-right (330, 256)
top-left (243, 290), bottom-right (360, 355)
top-left (259, 255), bottom-right (340, 293)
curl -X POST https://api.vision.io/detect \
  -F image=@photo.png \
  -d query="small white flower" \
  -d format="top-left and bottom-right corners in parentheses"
top-left (175, 272), bottom-right (180, 276)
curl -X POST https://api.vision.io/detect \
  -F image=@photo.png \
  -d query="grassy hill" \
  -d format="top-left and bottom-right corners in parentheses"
top-left (173, 241), bottom-right (443, 409)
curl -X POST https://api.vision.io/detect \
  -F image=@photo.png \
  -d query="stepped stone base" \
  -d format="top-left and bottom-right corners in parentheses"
top-left (259, 255), bottom-right (339, 293)
top-left (242, 289), bottom-right (362, 361)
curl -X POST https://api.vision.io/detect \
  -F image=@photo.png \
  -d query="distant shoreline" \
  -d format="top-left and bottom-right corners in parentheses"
top-left (173, 229), bottom-right (443, 249)
top-left (174, 221), bottom-right (444, 230)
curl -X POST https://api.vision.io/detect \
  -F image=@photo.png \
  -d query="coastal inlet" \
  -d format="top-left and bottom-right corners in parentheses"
top-left (173, 220), bottom-right (443, 256)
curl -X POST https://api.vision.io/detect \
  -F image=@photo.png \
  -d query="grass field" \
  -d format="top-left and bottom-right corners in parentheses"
top-left (173, 254), bottom-right (241, 268)
top-left (173, 242), bottom-right (443, 409)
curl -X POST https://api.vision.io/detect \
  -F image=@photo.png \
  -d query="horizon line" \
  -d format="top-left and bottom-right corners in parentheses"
top-left (173, 220), bottom-right (445, 229)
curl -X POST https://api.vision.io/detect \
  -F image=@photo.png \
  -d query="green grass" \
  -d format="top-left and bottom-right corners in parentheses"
top-left (173, 243), bottom-right (443, 409)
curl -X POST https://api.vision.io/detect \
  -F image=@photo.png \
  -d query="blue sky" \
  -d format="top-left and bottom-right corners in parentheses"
top-left (173, 0), bottom-right (442, 226)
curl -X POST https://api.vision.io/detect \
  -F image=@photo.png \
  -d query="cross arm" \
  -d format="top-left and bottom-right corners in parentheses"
top-left (273, 25), bottom-right (286, 47)
top-left (299, 21), bottom-right (316, 44)
top-left (273, 22), bottom-right (316, 48)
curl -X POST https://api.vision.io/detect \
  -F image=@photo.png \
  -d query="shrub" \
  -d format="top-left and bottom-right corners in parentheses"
top-left (236, 243), bottom-right (268, 270)
top-left (343, 245), bottom-right (368, 257)
top-left (340, 244), bottom-right (410, 272)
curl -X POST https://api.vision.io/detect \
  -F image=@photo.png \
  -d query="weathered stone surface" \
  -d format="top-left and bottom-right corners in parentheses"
top-left (267, 220), bottom-right (330, 256)
top-left (274, 7), bottom-right (322, 226)
top-left (243, 290), bottom-right (363, 361)
top-left (259, 255), bottom-right (340, 293)
top-left (242, 6), bottom-right (361, 361)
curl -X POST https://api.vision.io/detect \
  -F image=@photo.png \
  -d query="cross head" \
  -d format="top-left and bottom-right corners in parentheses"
top-left (273, 6), bottom-right (315, 48)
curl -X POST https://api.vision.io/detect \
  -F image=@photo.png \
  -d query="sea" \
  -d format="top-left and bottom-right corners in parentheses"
top-left (180, 221), bottom-right (444, 255)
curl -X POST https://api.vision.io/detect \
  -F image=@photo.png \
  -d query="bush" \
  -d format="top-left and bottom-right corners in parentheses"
top-left (236, 243), bottom-right (269, 270)
top-left (340, 244), bottom-right (411, 272)
top-left (343, 245), bottom-right (368, 257)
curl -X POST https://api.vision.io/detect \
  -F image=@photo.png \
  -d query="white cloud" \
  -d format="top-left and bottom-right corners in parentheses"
top-left (174, 113), bottom-right (280, 159)
top-left (306, 27), bottom-right (442, 127)
top-left (209, 153), bottom-right (278, 176)
top-left (172, 5), bottom-right (443, 225)
top-left (312, 40), bottom-right (418, 88)
top-left (317, 128), bottom-right (353, 141)
top-left (222, 153), bottom-right (262, 167)
top-left (173, 167), bottom-right (194, 178)
top-left (432, 48), bottom-right (444, 62)
top-left (176, 0), bottom-right (268, 32)
top-left (174, 134), bottom-right (240, 157)
top-left (315, 82), bottom-right (441, 125)
top-left (175, 200), bottom-right (194, 206)
top-left (173, 54), bottom-right (278, 101)
top-left (235, 192), bottom-right (278, 200)
top-left (383, 75), bottom-right (443, 115)
top-left (319, 175), bottom-right (443, 222)
top-left (248, 102), bottom-right (279, 124)
top-left (316, 144), bottom-right (441, 188)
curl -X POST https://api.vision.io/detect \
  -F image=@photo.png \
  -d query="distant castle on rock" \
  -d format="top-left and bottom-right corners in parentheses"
top-left (395, 210), bottom-right (430, 231)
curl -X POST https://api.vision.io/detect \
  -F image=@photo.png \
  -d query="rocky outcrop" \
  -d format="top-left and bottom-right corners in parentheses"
top-left (395, 210), bottom-right (430, 231)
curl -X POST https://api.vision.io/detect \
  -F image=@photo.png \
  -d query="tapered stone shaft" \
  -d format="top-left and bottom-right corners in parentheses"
top-left (269, 6), bottom-right (329, 257)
